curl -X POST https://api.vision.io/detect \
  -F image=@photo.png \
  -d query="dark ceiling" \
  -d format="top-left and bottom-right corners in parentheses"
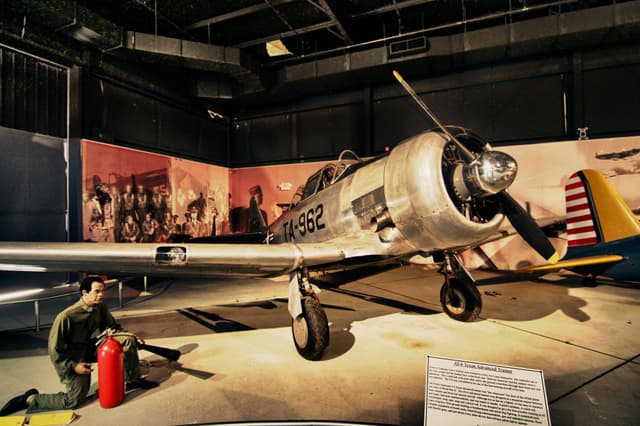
top-left (81, 0), bottom-right (613, 60)
top-left (2, 0), bottom-right (639, 105)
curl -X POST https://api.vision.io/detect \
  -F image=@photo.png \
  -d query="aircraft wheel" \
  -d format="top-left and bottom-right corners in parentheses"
top-left (291, 297), bottom-right (329, 360)
top-left (583, 275), bottom-right (598, 287)
top-left (440, 278), bottom-right (482, 322)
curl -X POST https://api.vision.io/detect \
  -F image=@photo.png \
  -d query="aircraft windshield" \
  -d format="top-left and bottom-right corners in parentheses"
top-left (296, 150), bottom-right (365, 203)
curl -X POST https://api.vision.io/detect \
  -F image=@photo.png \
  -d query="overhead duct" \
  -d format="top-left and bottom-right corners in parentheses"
top-left (126, 32), bottom-right (263, 97)
top-left (278, 1), bottom-right (640, 86)
top-left (193, 74), bottom-right (234, 100)
top-left (3, 0), bottom-right (122, 50)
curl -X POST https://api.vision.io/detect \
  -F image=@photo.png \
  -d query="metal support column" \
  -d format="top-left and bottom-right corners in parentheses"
top-left (140, 276), bottom-right (152, 296)
top-left (34, 300), bottom-right (40, 332)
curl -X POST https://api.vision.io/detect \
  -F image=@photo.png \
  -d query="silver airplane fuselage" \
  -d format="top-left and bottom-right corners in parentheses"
top-left (269, 130), bottom-right (507, 263)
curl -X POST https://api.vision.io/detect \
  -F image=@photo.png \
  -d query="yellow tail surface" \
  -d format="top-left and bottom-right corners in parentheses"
top-left (566, 169), bottom-right (640, 246)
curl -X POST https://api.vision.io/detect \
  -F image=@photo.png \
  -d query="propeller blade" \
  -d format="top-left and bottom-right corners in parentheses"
top-left (393, 70), bottom-right (476, 162)
top-left (494, 192), bottom-right (559, 263)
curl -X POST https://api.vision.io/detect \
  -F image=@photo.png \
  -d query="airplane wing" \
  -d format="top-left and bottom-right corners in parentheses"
top-left (0, 242), bottom-right (345, 278)
top-left (518, 254), bottom-right (623, 273)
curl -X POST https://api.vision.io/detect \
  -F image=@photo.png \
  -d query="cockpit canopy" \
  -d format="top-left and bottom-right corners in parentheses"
top-left (291, 149), bottom-right (363, 206)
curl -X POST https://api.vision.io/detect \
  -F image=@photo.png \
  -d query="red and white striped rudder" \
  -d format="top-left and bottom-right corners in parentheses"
top-left (565, 172), bottom-right (599, 247)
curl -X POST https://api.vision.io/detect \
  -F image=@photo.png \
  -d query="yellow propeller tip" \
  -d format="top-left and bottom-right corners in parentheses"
top-left (547, 252), bottom-right (560, 264)
top-left (392, 70), bottom-right (403, 82)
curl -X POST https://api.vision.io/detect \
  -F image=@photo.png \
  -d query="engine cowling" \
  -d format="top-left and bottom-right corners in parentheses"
top-left (383, 131), bottom-right (505, 252)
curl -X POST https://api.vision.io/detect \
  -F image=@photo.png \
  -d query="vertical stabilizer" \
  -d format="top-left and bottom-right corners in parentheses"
top-left (565, 170), bottom-right (640, 248)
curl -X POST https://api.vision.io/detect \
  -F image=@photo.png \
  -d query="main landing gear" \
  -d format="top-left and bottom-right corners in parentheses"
top-left (438, 253), bottom-right (482, 322)
top-left (289, 268), bottom-right (329, 360)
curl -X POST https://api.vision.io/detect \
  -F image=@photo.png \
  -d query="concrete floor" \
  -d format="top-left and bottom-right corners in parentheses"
top-left (0, 265), bottom-right (638, 425)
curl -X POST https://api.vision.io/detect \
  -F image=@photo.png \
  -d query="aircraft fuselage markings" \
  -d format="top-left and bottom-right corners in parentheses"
top-left (282, 203), bottom-right (326, 242)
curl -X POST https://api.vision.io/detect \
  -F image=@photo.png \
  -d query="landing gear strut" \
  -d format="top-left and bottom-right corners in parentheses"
top-left (289, 268), bottom-right (329, 360)
top-left (439, 253), bottom-right (482, 322)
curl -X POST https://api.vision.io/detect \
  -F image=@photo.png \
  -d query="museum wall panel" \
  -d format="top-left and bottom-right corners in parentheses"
top-left (0, 126), bottom-right (67, 241)
top-left (0, 126), bottom-right (68, 289)
top-left (82, 75), bottom-right (228, 165)
top-left (583, 63), bottom-right (640, 136)
top-left (297, 104), bottom-right (363, 159)
top-left (371, 94), bottom-right (426, 152)
top-left (158, 105), bottom-right (200, 154)
top-left (231, 90), bottom-right (367, 166)
top-left (373, 74), bottom-right (565, 149)
top-left (0, 46), bottom-right (67, 138)
top-left (234, 71), bottom-right (569, 164)
top-left (232, 45), bottom-right (638, 166)
top-left (491, 75), bottom-right (565, 142)
top-left (232, 115), bottom-right (292, 165)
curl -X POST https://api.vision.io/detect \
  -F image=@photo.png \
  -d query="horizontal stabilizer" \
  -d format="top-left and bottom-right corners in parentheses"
top-left (519, 254), bottom-right (623, 273)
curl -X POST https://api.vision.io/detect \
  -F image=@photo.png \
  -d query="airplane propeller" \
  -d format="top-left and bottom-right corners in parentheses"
top-left (393, 70), bottom-right (559, 264)
top-left (492, 191), bottom-right (559, 263)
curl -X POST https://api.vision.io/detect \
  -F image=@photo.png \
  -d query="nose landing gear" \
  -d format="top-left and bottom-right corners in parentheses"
top-left (439, 253), bottom-right (482, 322)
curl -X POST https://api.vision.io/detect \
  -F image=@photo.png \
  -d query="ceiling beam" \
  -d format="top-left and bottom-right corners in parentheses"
top-left (233, 20), bottom-right (336, 48)
top-left (354, 0), bottom-right (438, 18)
top-left (185, 0), bottom-right (296, 30)
top-left (312, 0), bottom-right (353, 44)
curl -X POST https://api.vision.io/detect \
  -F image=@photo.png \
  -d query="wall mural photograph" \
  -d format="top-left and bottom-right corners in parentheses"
top-left (81, 140), bottom-right (229, 243)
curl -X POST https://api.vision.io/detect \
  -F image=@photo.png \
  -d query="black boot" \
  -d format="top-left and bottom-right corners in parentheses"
top-left (0, 389), bottom-right (38, 416)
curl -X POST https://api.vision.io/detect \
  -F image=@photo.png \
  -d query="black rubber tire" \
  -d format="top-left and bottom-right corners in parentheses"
top-left (439, 278), bottom-right (482, 322)
top-left (291, 297), bottom-right (329, 360)
top-left (583, 275), bottom-right (598, 287)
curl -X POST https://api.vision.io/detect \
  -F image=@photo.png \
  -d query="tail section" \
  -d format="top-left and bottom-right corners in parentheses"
top-left (565, 170), bottom-right (640, 249)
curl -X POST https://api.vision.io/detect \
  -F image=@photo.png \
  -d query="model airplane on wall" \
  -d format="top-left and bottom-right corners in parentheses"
top-left (521, 169), bottom-right (640, 285)
top-left (0, 71), bottom-right (558, 360)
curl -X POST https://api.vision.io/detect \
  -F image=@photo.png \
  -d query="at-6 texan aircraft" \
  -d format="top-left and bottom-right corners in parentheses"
top-left (0, 71), bottom-right (558, 360)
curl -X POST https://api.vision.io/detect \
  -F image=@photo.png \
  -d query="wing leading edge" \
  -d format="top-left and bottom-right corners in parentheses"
top-left (0, 242), bottom-right (345, 278)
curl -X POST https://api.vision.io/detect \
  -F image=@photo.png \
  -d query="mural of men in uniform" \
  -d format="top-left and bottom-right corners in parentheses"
top-left (172, 214), bottom-right (182, 235)
top-left (135, 185), bottom-right (149, 226)
top-left (109, 185), bottom-right (122, 242)
top-left (150, 188), bottom-right (166, 223)
top-left (248, 185), bottom-right (268, 232)
top-left (187, 192), bottom-right (207, 221)
top-left (87, 194), bottom-right (107, 242)
top-left (121, 184), bottom-right (135, 222)
top-left (102, 198), bottom-right (115, 243)
top-left (183, 207), bottom-right (203, 239)
top-left (141, 212), bottom-right (160, 243)
top-left (121, 215), bottom-right (140, 243)
top-left (157, 211), bottom-right (177, 242)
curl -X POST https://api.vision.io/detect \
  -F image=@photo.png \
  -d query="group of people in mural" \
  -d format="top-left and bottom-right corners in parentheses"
top-left (83, 181), bottom-right (217, 243)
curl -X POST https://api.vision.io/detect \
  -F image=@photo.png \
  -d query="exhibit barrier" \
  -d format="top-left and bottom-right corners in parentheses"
top-left (0, 277), bottom-right (142, 332)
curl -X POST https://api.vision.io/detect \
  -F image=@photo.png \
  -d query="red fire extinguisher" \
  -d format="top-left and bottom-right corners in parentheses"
top-left (98, 336), bottom-right (124, 408)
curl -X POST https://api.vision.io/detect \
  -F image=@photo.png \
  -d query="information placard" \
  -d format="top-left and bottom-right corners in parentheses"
top-left (425, 356), bottom-right (551, 426)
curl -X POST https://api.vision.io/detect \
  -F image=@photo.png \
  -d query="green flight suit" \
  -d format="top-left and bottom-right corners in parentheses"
top-left (28, 298), bottom-right (140, 412)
